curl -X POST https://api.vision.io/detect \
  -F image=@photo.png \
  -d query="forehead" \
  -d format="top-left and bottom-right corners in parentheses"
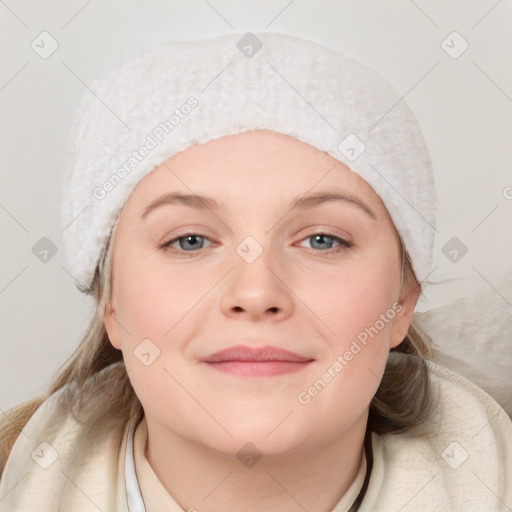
top-left (121, 129), bottom-right (387, 218)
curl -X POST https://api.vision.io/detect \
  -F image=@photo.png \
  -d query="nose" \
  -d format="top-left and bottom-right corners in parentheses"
top-left (219, 243), bottom-right (295, 322)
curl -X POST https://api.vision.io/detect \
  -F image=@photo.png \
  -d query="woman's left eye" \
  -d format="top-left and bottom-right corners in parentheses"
top-left (160, 232), bottom-right (352, 254)
top-left (297, 233), bottom-right (352, 252)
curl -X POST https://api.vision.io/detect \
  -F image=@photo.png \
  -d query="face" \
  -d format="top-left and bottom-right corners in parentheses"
top-left (103, 129), bottom-right (419, 457)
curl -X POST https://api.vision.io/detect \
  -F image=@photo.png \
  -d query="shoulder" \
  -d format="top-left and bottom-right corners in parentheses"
top-left (424, 358), bottom-right (512, 435)
top-left (0, 365), bottom-right (132, 511)
top-left (362, 359), bottom-right (512, 511)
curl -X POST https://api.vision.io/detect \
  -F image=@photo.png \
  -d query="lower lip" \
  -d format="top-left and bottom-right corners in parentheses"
top-left (203, 360), bottom-right (314, 377)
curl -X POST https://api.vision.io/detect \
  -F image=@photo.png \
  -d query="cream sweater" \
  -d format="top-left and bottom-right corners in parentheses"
top-left (1, 360), bottom-right (511, 511)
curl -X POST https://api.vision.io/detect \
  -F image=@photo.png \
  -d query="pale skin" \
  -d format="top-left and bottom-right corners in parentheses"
top-left (103, 129), bottom-right (420, 512)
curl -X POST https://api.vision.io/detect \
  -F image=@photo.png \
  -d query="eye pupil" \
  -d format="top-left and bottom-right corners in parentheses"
top-left (180, 235), bottom-right (203, 250)
top-left (311, 234), bottom-right (334, 250)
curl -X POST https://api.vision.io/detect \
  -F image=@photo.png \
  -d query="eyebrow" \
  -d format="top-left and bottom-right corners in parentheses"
top-left (141, 190), bottom-right (377, 220)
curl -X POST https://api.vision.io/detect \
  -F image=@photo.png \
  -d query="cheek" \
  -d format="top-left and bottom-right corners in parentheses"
top-left (301, 256), bottom-right (400, 405)
top-left (115, 266), bottom-right (184, 414)
top-left (305, 258), bottom-right (400, 340)
top-left (116, 275), bottom-right (169, 340)
top-left (114, 249), bottom-right (191, 340)
top-left (296, 272), bottom-right (398, 432)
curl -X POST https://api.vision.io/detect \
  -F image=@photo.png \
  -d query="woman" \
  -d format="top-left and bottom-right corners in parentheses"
top-left (1, 31), bottom-right (511, 511)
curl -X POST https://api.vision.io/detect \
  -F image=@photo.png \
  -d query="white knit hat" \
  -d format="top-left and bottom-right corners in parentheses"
top-left (61, 31), bottom-right (437, 295)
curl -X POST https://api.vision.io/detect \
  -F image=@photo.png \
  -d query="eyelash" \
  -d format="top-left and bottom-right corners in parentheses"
top-left (159, 232), bottom-right (353, 255)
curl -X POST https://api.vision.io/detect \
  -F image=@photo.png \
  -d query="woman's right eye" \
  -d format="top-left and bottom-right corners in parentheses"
top-left (159, 233), bottom-right (212, 252)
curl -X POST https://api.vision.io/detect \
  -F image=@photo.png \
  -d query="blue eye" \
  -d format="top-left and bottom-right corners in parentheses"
top-left (160, 232), bottom-right (352, 254)
top-left (300, 233), bottom-right (352, 252)
top-left (160, 233), bottom-right (211, 252)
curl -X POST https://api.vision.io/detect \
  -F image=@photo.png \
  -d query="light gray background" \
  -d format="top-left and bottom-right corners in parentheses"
top-left (1, 0), bottom-right (511, 411)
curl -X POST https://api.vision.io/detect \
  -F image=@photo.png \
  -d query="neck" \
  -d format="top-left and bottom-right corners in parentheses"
top-left (144, 412), bottom-right (368, 512)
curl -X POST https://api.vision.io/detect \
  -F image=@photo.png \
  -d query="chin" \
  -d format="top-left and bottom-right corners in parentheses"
top-left (209, 416), bottom-right (311, 455)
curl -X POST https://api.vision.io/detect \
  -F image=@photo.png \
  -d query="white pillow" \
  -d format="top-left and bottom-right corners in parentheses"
top-left (416, 270), bottom-right (512, 418)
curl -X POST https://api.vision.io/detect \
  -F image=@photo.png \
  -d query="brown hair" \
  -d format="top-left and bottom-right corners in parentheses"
top-left (0, 229), bottom-right (434, 475)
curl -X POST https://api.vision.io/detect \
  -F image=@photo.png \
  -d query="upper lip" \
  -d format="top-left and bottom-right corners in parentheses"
top-left (199, 344), bottom-right (314, 363)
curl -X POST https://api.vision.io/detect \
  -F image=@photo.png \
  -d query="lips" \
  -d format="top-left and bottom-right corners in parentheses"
top-left (199, 344), bottom-right (313, 363)
top-left (199, 345), bottom-right (315, 377)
